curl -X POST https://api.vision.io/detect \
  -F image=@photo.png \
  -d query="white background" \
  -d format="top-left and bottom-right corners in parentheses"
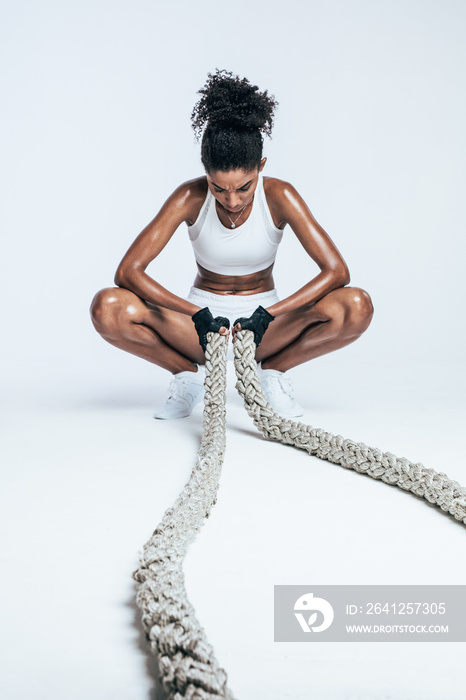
top-left (1, 1), bottom-right (465, 699)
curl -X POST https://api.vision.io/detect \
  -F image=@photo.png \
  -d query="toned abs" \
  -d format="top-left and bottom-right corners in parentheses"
top-left (193, 262), bottom-right (276, 296)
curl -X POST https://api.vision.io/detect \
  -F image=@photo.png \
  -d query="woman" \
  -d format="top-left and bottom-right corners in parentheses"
top-left (90, 69), bottom-right (374, 419)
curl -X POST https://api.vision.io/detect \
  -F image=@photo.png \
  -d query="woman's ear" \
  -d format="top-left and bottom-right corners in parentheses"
top-left (259, 157), bottom-right (267, 172)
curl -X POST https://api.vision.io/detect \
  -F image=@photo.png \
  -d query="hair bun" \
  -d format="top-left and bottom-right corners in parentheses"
top-left (191, 69), bottom-right (278, 140)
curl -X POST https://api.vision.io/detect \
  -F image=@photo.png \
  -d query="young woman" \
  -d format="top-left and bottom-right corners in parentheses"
top-left (90, 69), bottom-right (373, 419)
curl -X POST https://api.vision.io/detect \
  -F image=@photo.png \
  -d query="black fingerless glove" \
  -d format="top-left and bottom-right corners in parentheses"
top-left (233, 305), bottom-right (275, 347)
top-left (192, 307), bottom-right (230, 352)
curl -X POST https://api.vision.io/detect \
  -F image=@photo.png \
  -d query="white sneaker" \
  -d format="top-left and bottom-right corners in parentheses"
top-left (154, 368), bottom-right (205, 420)
top-left (258, 365), bottom-right (304, 418)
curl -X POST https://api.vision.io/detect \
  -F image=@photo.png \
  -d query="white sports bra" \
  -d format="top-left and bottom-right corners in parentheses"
top-left (187, 172), bottom-right (284, 276)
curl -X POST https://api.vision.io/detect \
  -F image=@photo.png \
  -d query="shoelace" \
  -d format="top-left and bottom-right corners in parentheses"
top-left (263, 373), bottom-right (295, 400)
top-left (167, 377), bottom-right (190, 401)
top-left (167, 376), bottom-right (203, 402)
top-left (278, 375), bottom-right (294, 397)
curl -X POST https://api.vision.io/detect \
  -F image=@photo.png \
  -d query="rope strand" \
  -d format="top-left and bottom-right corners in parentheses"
top-left (133, 328), bottom-right (466, 699)
top-left (133, 332), bottom-right (236, 699)
top-left (233, 330), bottom-right (466, 524)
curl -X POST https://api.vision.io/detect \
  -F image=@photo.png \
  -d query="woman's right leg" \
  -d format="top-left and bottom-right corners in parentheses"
top-left (90, 287), bottom-right (206, 373)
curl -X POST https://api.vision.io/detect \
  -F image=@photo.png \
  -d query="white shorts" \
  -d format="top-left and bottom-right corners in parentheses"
top-left (186, 286), bottom-right (280, 360)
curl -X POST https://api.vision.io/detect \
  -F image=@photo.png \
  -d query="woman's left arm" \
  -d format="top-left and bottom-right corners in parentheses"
top-left (264, 179), bottom-right (350, 317)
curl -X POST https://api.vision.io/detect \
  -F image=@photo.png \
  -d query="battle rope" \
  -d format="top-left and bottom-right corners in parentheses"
top-left (133, 332), bottom-right (235, 700)
top-left (133, 329), bottom-right (466, 699)
top-left (233, 330), bottom-right (466, 525)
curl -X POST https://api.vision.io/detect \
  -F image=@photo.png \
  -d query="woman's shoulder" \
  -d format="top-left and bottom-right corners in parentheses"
top-left (171, 176), bottom-right (208, 203)
top-left (263, 175), bottom-right (297, 198)
top-left (262, 176), bottom-right (299, 229)
top-left (169, 176), bottom-right (209, 226)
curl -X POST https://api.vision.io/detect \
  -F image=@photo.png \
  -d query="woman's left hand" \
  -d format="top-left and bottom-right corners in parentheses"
top-left (232, 305), bottom-right (275, 347)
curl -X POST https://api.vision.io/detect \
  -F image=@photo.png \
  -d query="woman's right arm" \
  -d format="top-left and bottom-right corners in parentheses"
top-left (114, 180), bottom-right (205, 316)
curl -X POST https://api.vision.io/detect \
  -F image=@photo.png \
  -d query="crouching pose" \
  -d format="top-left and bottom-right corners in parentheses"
top-left (90, 69), bottom-right (374, 419)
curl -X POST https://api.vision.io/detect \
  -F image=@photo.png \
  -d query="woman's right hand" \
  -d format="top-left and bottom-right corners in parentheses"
top-left (192, 307), bottom-right (230, 352)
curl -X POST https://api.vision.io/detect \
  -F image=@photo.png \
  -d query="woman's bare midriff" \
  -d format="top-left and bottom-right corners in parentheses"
top-left (193, 262), bottom-right (276, 295)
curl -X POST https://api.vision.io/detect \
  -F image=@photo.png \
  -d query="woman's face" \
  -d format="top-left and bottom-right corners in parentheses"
top-left (206, 158), bottom-right (266, 213)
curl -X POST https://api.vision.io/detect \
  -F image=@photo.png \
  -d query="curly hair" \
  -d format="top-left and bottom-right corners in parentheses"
top-left (191, 69), bottom-right (278, 173)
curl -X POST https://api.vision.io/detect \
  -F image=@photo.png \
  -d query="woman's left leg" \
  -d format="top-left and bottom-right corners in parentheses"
top-left (256, 286), bottom-right (374, 371)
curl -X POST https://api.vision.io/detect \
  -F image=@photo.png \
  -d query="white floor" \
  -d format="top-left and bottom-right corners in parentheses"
top-left (1, 353), bottom-right (465, 700)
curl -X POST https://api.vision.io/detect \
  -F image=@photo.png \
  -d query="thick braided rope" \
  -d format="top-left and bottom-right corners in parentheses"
top-left (233, 329), bottom-right (466, 525)
top-left (134, 328), bottom-right (466, 697)
top-left (133, 332), bottom-right (236, 700)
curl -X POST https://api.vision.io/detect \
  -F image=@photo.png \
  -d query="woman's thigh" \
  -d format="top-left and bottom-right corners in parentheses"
top-left (255, 285), bottom-right (370, 361)
top-left (143, 300), bottom-right (207, 364)
top-left (92, 287), bottom-right (206, 365)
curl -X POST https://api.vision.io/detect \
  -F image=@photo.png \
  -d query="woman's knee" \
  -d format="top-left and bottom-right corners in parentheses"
top-left (90, 287), bottom-right (142, 336)
top-left (344, 287), bottom-right (374, 334)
